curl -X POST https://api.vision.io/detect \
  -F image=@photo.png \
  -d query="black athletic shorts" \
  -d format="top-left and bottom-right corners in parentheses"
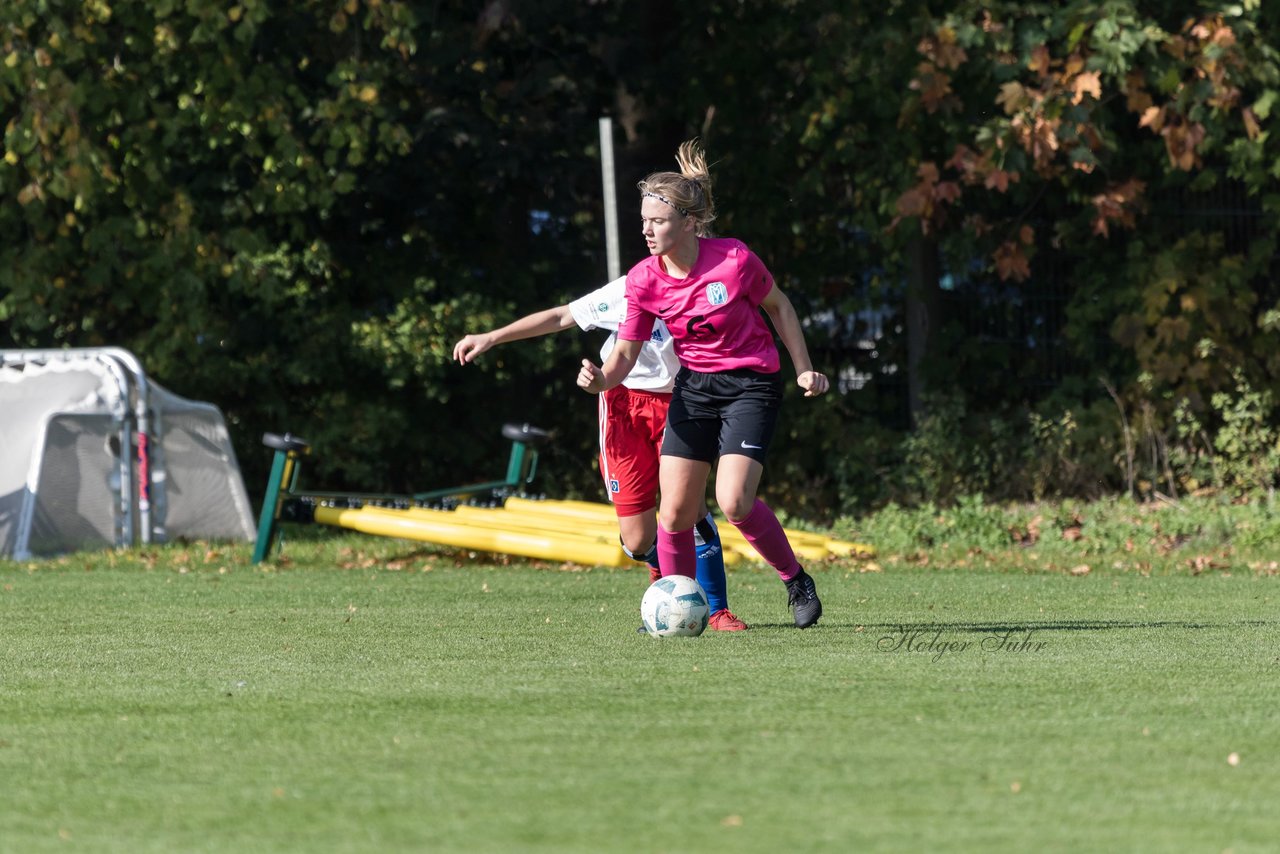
top-left (661, 367), bottom-right (784, 464)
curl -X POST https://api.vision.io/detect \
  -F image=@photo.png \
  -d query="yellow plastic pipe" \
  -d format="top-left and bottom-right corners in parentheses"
top-left (315, 505), bottom-right (631, 567)
top-left (434, 505), bottom-right (621, 542)
top-left (503, 498), bottom-right (874, 559)
top-left (479, 503), bottom-right (745, 566)
top-left (316, 498), bottom-right (873, 567)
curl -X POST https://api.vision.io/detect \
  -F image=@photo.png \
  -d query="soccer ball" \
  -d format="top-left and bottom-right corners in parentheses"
top-left (640, 574), bottom-right (710, 638)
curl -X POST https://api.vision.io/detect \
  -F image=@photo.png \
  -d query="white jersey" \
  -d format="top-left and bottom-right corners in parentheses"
top-left (568, 277), bottom-right (677, 393)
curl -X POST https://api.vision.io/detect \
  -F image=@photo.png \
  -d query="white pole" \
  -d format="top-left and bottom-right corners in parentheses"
top-left (599, 117), bottom-right (621, 281)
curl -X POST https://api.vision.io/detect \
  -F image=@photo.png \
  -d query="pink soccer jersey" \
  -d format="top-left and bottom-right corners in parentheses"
top-left (618, 237), bottom-right (780, 373)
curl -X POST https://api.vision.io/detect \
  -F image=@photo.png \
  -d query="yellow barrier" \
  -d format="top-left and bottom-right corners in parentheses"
top-left (453, 505), bottom-right (614, 534)
top-left (504, 497), bottom-right (617, 522)
top-left (315, 505), bottom-right (631, 567)
top-left (485, 502), bottom-right (745, 566)
top-left (432, 505), bottom-right (620, 543)
top-left (313, 497), bottom-right (873, 568)
top-left (503, 498), bottom-right (875, 561)
top-left (355, 504), bottom-right (625, 548)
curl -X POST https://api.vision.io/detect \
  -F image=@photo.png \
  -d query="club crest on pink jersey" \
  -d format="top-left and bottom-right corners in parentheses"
top-left (706, 281), bottom-right (728, 306)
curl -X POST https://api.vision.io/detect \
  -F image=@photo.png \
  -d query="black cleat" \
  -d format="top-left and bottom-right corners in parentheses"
top-left (784, 568), bottom-right (822, 628)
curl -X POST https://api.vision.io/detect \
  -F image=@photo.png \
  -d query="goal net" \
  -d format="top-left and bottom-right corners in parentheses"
top-left (0, 348), bottom-right (255, 559)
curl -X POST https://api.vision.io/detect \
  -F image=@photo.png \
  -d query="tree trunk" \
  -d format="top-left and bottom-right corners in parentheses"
top-left (905, 230), bottom-right (940, 427)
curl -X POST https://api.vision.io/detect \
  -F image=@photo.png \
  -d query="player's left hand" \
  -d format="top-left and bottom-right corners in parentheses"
top-left (452, 333), bottom-right (492, 365)
top-left (577, 359), bottom-right (606, 394)
top-left (797, 370), bottom-right (829, 397)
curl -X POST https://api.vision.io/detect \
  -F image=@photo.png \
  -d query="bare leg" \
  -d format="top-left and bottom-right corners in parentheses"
top-left (617, 511), bottom-right (658, 558)
top-left (713, 454), bottom-right (764, 522)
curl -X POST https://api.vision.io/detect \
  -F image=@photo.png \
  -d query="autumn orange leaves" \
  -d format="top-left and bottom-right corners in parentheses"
top-left (891, 12), bottom-right (1262, 282)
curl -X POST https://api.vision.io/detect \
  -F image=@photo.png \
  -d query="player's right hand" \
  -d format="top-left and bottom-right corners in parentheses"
top-left (452, 333), bottom-right (492, 365)
top-left (797, 370), bottom-right (830, 397)
top-left (576, 359), bottom-right (605, 393)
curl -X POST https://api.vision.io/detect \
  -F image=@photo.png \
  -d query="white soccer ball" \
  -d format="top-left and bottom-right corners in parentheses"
top-left (640, 574), bottom-right (710, 638)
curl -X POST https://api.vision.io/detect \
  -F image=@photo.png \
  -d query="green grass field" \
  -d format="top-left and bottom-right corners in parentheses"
top-left (3, 531), bottom-right (1278, 853)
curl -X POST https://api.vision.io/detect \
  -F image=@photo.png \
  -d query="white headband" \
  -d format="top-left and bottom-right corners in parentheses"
top-left (642, 191), bottom-right (689, 216)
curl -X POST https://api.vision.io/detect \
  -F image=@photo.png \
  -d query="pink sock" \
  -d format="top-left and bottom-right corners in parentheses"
top-left (731, 499), bottom-right (801, 581)
top-left (657, 525), bottom-right (696, 578)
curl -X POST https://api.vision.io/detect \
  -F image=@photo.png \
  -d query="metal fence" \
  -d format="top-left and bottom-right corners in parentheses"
top-left (818, 179), bottom-right (1271, 423)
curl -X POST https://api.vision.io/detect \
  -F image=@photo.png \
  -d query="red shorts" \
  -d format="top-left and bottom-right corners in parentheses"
top-left (597, 385), bottom-right (671, 517)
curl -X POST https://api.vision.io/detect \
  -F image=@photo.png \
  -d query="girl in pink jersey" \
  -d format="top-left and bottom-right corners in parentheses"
top-left (577, 139), bottom-right (829, 628)
top-left (452, 282), bottom-right (748, 632)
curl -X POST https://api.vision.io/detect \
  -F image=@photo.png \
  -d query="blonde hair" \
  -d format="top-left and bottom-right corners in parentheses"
top-left (637, 139), bottom-right (717, 237)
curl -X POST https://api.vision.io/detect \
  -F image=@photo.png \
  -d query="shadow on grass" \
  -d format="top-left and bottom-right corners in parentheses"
top-left (738, 619), bottom-right (1275, 631)
top-left (844, 619), bottom-right (1276, 633)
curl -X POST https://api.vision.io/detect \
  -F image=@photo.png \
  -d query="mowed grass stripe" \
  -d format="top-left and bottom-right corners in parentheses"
top-left (2, 550), bottom-right (1277, 853)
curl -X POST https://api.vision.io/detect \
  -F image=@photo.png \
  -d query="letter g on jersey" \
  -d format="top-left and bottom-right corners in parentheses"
top-left (686, 315), bottom-right (716, 337)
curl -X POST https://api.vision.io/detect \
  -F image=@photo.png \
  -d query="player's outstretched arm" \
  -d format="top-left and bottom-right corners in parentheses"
top-left (760, 284), bottom-right (829, 397)
top-left (453, 305), bottom-right (576, 365)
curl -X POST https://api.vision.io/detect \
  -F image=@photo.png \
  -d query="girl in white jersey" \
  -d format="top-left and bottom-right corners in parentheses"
top-left (577, 139), bottom-right (830, 629)
top-left (452, 281), bottom-right (748, 632)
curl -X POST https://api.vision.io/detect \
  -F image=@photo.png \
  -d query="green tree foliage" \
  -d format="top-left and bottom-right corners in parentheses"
top-left (3, 1), bottom-right (1278, 515)
top-left (774, 1), bottom-right (1280, 503)
top-left (913, 4), bottom-right (1279, 406)
top-left (1, 1), bottom-right (621, 497)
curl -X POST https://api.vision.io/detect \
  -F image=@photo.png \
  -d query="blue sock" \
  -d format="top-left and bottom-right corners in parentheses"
top-left (694, 513), bottom-right (727, 613)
